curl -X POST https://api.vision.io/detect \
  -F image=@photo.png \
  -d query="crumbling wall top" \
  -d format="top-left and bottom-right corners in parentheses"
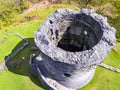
top-left (35, 8), bottom-right (116, 66)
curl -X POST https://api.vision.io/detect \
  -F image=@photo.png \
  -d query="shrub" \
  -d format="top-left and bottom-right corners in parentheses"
top-left (0, 0), bottom-right (29, 30)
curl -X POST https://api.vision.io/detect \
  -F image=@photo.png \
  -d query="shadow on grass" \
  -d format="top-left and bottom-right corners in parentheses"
top-left (5, 38), bottom-right (45, 90)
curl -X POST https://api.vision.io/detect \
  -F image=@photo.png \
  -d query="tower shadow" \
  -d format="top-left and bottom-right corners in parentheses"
top-left (4, 38), bottom-right (45, 90)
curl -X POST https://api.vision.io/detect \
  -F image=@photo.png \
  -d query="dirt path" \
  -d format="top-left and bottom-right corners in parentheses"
top-left (22, 0), bottom-right (56, 15)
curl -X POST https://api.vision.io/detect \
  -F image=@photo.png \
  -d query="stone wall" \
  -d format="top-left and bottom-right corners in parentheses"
top-left (99, 63), bottom-right (120, 73)
top-left (5, 42), bottom-right (29, 63)
top-left (5, 33), bottom-right (29, 63)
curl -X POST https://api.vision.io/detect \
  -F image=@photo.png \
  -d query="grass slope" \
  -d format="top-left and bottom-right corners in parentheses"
top-left (0, 4), bottom-right (120, 90)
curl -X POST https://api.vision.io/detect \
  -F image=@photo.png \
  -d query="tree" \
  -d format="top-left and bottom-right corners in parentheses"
top-left (110, 0), bottom-right (120, 13)
top-left (65, 0), bottom-right (93, 8)
top-left (0, 0), bottom-right (29, 30)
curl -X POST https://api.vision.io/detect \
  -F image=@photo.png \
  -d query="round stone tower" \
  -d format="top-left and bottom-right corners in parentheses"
top-left (30, 8), bottom-right (116, 90)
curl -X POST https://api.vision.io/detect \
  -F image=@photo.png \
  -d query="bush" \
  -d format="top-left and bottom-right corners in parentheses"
top-left (0, 0), bottom-right (29, 30)
top-left (111, 15), bottom-right (120, 39)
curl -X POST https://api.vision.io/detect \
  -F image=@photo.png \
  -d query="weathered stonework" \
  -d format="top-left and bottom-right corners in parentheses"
top-left (99, 63), bottom-right (120, 73)
top-left (30, 8), bottom-right (116, 90)
top-left (5, 33), bottom-right (29, 63)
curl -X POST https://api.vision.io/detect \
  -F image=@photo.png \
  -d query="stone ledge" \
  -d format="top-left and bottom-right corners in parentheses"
top-left (99, 63), bottom-right (120, 73)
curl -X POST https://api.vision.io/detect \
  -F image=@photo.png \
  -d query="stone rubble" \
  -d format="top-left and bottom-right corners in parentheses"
top-left (0, 61), bottom-right (8, 73)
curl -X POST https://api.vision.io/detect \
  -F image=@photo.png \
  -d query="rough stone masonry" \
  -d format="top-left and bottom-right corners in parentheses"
top-left (30, 8), bottom-right (116, 90)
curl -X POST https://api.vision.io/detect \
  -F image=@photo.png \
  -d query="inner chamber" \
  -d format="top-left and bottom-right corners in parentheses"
top-left (57, 21), bottom-right (103, 52)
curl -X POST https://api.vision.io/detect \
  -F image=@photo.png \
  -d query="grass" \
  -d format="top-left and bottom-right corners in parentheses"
top-left (80, 50), bottom-right (120, 90)
top-left (0, 4), bottom-right (120, 90)
top-left (0, 21), bottom-right (41, 62)
top-left (0, 20), bottom-right (44, 90)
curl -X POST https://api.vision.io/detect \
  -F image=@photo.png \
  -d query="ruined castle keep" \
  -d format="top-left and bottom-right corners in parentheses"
top-left (30, 9), bottom-right (116, 90)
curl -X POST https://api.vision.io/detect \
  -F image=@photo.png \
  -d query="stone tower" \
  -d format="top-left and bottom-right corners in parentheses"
top-left (30, 9), bottom-right (116, 90)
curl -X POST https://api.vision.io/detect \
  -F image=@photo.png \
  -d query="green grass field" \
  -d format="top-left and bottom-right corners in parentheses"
top-left (0, 4), bottom-right (120, 90)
